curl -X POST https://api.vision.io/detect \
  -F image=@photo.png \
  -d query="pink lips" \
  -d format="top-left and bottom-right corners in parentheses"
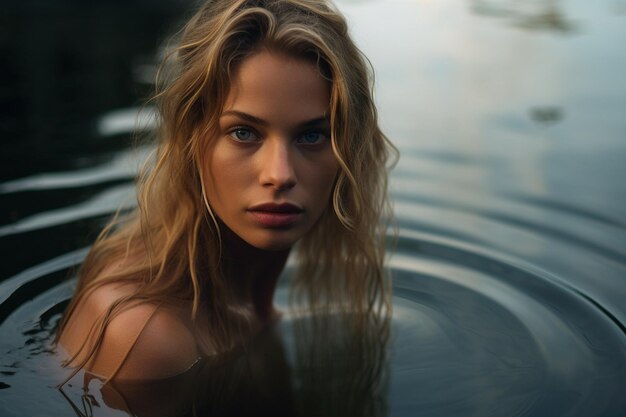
top-left (247, 202), bottom-right (303, 228)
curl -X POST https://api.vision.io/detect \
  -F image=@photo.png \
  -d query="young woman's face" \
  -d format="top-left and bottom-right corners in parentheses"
top-left (203, 51), bottom-right (339, 251)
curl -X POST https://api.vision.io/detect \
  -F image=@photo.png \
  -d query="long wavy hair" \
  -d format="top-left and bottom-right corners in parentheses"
top-left (57, 0), bottom-right (395, 366)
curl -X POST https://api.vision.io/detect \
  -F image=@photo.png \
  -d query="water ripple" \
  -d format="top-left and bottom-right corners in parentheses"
top-left (0, 184), bottom-right (136, 238)
top-left (0, 147), bottom-right (150, 194)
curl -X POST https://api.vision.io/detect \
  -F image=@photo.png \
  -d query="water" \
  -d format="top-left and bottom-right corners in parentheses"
top-left (2, 0), bottom-right (626, 415)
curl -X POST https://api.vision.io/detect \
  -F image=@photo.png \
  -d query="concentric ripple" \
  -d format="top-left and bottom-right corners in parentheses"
top-left (1, 230), bottom-right (625, 416)
top-left (387, 231), bottom-right (626, 416)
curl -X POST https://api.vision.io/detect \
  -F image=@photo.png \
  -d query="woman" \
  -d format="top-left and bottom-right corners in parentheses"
top-left (56, 0), bottom-right (395, 384)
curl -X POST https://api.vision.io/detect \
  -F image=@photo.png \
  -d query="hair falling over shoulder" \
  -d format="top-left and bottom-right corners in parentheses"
top-left (56, 0), bottom-right (397, 367)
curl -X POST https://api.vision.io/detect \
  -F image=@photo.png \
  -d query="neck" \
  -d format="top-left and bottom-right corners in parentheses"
top-left (219, 226), bottom-right (290, 320)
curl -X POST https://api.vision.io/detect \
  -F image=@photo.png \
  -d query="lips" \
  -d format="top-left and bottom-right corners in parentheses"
top-left (248, 202), bottom-right (303, 213)
top-left (247, 202), bottom-right (303, 227)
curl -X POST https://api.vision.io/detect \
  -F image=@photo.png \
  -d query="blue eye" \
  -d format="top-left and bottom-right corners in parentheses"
top-left (297, 131), bottom-right (327, 145)
top-left (229, 128), bottom-right (258, 142)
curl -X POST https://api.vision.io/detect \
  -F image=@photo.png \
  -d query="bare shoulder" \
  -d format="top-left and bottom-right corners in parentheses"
top-left (112, 303), bottom-right (200, 380)
top-left (59, 282), bottom-right (200, 381)
top-left (58, 281), bottom-right (138, 355)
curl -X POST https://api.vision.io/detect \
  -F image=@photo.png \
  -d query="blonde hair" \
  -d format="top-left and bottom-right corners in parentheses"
top-left (57, 0), bottom-right (395, 367)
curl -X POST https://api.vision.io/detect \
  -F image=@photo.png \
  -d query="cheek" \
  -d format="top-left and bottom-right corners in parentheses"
top-left (202, 160), bottom-right (230, 215)
top-left (205, 144), bottom-right (250, 196)
top-left (310, 153), bottom-right (339, 202)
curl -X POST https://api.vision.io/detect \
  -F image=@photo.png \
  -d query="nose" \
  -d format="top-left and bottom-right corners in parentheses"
top-left (259, 139), bottom-right (297, 191)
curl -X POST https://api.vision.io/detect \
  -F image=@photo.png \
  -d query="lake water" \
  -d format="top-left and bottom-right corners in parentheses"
top-left (1, 0), bottom-right (626, 416)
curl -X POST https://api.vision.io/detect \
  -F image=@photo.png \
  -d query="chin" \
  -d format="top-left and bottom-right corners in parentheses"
top-left (247, 238), bottom-right (296, 252)
top-left (216, 218), bottom-right (301, 252)
top-left (243, 230), bottom-right (302, 252)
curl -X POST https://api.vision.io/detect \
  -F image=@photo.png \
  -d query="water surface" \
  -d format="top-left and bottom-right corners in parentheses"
top-left (1, 0), bottom-right (626, 415)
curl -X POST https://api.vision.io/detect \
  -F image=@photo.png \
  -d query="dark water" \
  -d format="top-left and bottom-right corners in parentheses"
top-left (2, 0), bottom-right (626, 416)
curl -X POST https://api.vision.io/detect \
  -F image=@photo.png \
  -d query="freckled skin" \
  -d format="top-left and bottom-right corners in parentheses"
top-left (203, 51), bottom-right (339, 251)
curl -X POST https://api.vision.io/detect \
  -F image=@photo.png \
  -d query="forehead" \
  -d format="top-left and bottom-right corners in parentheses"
top-left (223, 51), bottom-right (330, 122)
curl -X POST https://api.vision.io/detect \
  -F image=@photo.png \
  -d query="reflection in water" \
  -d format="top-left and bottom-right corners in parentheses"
top-left (470, 0), bottom-right (580, 34)
top-left (289, 315), bottom-right (389, 417)
top-left (58, 314), bottom-right (390, 417)
top-left (529, 106), bottom-right (563, 125)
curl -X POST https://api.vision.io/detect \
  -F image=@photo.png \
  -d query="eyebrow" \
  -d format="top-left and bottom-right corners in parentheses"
top-left (220, 110), bottom-right (329, 128)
